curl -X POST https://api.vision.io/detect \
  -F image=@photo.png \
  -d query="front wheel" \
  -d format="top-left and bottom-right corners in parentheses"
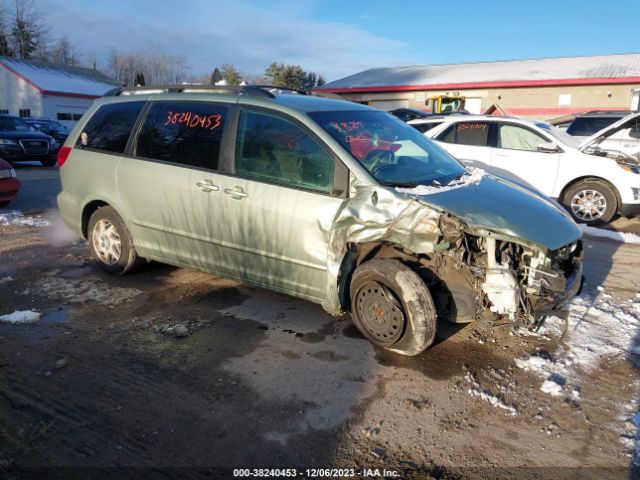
top-left (88, 206), bottom-right (142, 274)
top-left (350, 259), bottom-right (437, 356)
top-left (562, 179), bottom-right (617, 226)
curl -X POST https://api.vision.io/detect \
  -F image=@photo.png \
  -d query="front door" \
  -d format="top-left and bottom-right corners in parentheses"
top-left (490, 122), bottom-right (560, 196)
top-left (206, 109), bottom-right (347, 301)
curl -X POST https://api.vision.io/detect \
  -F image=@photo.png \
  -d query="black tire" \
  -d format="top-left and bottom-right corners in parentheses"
top-left (0, 200), bottom-right (9, 207)
top-left (350, 259), bottom-right (437, 356)
top-left (40, 158), bottom-right (56, 167)
top-left (562, 179), bottom-right (617, 226)
top-left (88, 206), bottom-right (141, 275)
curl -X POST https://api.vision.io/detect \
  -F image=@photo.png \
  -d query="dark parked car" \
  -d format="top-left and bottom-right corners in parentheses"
top-left (388, 108), bottom-right (431, 122)
top-left (23, 117), bottom-right (70, 143)
top-left (0, 157), bottom-right (20, 207)
top-left (565, 110), bottom-right (634, 138)
top-left (0, 115), bottom-right (59, 167)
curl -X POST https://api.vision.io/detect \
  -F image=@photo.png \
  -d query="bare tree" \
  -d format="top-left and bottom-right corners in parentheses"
top-left (107, 47), bottom-right (187, 86)
top-left (0, 0), bottom-right (12, 56)
top-left (10, 0), bottom-right (48, 59)
top-left (50, 36), bottom-right (79, 65)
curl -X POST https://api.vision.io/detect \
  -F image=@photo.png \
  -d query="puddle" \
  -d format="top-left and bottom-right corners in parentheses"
top-left (0, 307), bottom-right (70, 344)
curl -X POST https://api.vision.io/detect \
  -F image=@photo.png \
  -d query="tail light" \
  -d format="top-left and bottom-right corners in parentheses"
top-left (57, 146), bottom-right (72, 167)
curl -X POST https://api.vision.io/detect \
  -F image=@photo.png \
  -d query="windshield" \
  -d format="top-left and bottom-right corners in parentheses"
top-left (566, 116), bottom-right (621, 136)
top-left (0, 117), bottom-right (32, 132)
top-left (535, 121), bottom-right (581, 149)
top-left (309, 110), bottom-right (465, 187)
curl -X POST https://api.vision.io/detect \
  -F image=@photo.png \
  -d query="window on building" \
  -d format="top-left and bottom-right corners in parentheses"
top-left (438, 122), bottom-right (491, 147)
top-left (58, 112), bottom-right (87, 121)
top-left (0, 109), bottom-right (8, 115)
top-left (18, 109), bottom-right (31, 118)
top-left (77, 101), bottom-right (145, 154)
top-left (235, 110), bottom-right (334, 194)
top-left (135, 101), bottom-right (228, 170)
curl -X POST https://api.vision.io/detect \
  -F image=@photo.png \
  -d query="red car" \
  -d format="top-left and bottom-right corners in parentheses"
top-left (0, 157), bottom-right (20, 207)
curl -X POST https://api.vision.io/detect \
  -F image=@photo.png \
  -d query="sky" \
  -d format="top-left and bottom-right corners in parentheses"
top-left (39, 0), bottom-right (640, 81)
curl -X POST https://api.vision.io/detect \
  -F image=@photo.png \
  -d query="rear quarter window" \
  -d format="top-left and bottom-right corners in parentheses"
top-left (78, 102), bottom-right (145, 154)
top-left (135, 101), bottom-right (228, 170)
top-left (412, 122), bottom-right (443, 134)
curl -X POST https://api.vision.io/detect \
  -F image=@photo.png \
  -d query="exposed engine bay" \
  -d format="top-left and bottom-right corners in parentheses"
top-left (414, 214), bottom-right (584, 328)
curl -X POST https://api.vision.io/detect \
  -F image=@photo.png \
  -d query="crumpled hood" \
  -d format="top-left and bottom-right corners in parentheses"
top-left (408, 175), bottom-right (581, 250)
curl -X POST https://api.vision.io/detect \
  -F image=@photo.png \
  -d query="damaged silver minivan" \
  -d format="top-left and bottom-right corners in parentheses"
top-left (57, 86), bottom-right (583, 356)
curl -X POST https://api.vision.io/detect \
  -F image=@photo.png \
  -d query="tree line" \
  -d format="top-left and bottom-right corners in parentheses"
top-left (0, 0), bottom-right (326, 90)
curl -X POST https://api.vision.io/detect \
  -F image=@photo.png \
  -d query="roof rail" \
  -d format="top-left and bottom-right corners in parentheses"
top-left (103, 84), bottom-right (309, 98)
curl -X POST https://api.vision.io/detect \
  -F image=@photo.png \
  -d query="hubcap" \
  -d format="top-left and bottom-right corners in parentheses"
top-left (570, 189), bottom-right (607, 221)
top-left (355, 281), bottom-right (405, 345)
top-left (92, 219), bottom-right (122, 265)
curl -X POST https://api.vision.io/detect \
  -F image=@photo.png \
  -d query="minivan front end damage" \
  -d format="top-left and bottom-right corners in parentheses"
top-left (323, 178), bottom-right (583, 329)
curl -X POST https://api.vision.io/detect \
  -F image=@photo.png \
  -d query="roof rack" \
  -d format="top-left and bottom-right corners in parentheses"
top-left (103, 84), bottom-right (309, 98)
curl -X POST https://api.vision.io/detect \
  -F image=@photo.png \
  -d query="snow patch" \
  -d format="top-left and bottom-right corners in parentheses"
top-left (579, 224), bottom-right (640, 244)
top-left (464, 372), bottom-right (517, 415)
top-left (540, 379), bottom-right (564, 397)
top-left (0, 310), bottom-right (41, 324)
top-left (0, 210), bottom-right (50, 227)
top-left (396, 167), bottom-right (485, 196)
top-left (26, 277), bottom-right (141, 306)
top-left (0, 276), bottom-right (13, 284)
top-left (516, 291), bottom-right (640, 399)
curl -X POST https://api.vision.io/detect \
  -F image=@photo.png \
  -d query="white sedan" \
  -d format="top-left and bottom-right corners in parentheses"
top-left (409, 113), bottom-right (640, 225)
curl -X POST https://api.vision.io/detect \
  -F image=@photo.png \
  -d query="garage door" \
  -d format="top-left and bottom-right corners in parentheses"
top-left (369, 100), bottom-right (409, 111)
top-left (465, 98), bottom-right (482, 114)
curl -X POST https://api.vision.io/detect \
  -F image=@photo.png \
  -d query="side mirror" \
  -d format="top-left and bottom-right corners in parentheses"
top-left (537, 141), bottom-right (560, 153)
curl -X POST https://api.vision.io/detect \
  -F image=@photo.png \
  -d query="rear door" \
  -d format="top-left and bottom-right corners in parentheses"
top-left (207, 108), bottom-right (348, 301)
top-left (489, 122), bottom-right (560, 195)
top-left (433, 120), bottom-right (493, 168)
top-left (117, 100), bottom-right (232, 268)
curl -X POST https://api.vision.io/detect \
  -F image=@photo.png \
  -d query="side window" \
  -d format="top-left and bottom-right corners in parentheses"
top-left (628, 119), bottom-right (640, 140)
top-left (498, 124), bottom-right (546, 151)
top-left (78, 102), bottom-right (144, 154)
top-left (437, 122), bottom-right (490, 146)
top-left (235, 110), bottom-right (334, 194)
top-left (412, 122), bottom-right (443, 134)
top-left (135, 102), bottom-right (228, 170)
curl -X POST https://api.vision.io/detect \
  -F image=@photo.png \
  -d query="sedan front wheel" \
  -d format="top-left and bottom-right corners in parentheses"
top-left (562, 180), bottom-right (617, 226)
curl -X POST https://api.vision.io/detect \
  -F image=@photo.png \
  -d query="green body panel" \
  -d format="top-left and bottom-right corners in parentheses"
top-left (57, 91), bottom-right (583, 315)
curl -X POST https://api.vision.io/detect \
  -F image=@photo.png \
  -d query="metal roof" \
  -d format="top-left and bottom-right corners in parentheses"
top-left (0, 56), bottom-right (120, 98)
top-left (317, 53), bottom-right (640, 93)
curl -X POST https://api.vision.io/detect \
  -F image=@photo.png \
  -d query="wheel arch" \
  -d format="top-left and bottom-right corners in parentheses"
top-left (81, 200), bottom-right (110, 239)
top-left (558, 176), bottom-right (621, 213)
top-left (337, 241), bottom-right (424, 311)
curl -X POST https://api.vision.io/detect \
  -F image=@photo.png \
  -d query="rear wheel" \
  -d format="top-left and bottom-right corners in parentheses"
top-left (88, 206), bottom-right (141, 274)
top-left (562, 179), bottom-right (617, 226)
top-left (350, 259), bottom-right (437, 356)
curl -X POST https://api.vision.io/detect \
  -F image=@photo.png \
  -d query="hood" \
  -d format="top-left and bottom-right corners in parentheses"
top-left (0, 130), bottom-right (52, 141)
top-left (579, 111), bottom-right (640, 150)
top-left (409, 175), bottom-right (581, 250)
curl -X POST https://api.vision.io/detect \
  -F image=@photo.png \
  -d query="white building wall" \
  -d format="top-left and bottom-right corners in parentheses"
top-left (42, 95), bottom-right (95, 128)
top-left (0, 66), bottom-right (43, 116)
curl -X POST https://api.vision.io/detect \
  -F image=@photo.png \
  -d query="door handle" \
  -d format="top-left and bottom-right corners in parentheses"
top-left (196, 180), bottom-right (219, 193)
top-left (224, 187), bottom-right (248, 199)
